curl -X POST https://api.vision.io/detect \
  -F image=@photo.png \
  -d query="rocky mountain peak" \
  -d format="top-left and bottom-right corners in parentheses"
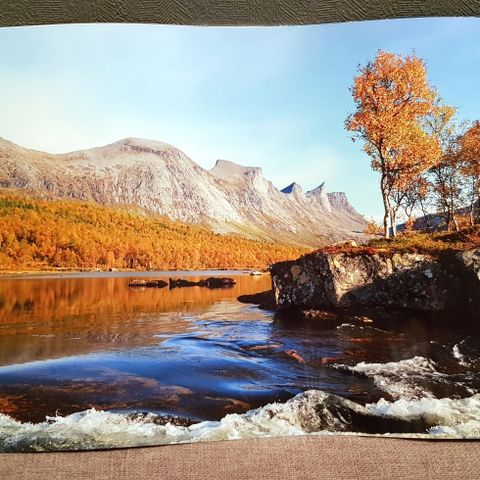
top-left (117, 137), bottom-right (175, 151)
top-left (211, 159), bottom-right (263, 182)
top-left (306, 182), bottom-right (326, 197)
top-left (306, 182), bottom-right (332, 213)
top-left (81, 137), bottom-right (178, 157)
top-left (281, 182), bottom-right (303, 195)
top-left (327, 192), bottom-right (357, 215)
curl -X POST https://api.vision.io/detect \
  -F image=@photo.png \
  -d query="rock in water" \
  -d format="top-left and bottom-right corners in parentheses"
top-left (271, 249), bottom-right (480, 314)
top-left (271, 390), bottom-right (427, 434)
top-left (168, 277), bottom-right (236, 288)
top-left (169, 278), bottom-right (199, 288)
top-left (237, 290), bottom-right (276, 310)
top-left (128, 279), bottom-right (168, 288)
top-left (203, 277), bottom-right (236, 288)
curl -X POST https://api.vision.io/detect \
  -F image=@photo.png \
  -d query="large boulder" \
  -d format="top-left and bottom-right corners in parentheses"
top-left (455, 249), bottom-right (480, 309)
top-left (270, 249), bottom-right (477, 313)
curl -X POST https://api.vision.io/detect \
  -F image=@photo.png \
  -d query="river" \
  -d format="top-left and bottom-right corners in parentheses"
top-left (0, 271), bottom-right (479, 451)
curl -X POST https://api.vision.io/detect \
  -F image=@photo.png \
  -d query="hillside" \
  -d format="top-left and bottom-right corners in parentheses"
top-left (0, 137), bottom-right (367, 247)
top-left (0, 191), bottom-right (308, 272)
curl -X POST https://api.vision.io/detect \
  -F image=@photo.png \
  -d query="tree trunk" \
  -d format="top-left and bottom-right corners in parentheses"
top-left (390, 207), bottom-right (397, 237)
top-left (418, 198), bottom-right (431, 231)
top-left (452, 215), bottom-right (459, 231)
top-left (381, 176), bottom-right (391, 239)
top-left (445, 202), bottom-right (453, 231)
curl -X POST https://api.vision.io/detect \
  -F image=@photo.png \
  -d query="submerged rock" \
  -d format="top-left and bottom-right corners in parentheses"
top-left (271, 249), bottom-right (480, 314)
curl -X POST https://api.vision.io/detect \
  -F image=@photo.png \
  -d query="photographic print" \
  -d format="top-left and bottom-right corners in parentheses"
top-left (0, 17), bottom-right (479, 452)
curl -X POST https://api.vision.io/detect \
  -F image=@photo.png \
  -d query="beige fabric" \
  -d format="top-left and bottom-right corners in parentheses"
top-left (1, 436), bottom-right (478, 480)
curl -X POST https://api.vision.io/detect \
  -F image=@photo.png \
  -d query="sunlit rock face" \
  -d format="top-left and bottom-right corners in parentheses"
top-left (271, 249), bottom-right (480, 313)
top-left (0, 137), bottom-right (367, 247)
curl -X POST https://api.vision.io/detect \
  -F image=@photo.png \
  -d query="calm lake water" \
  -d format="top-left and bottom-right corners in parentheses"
top-left (0, 271), bottom-right (479, 451)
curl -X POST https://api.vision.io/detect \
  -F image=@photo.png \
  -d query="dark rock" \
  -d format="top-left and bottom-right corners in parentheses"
top-left (168, 277), bottom-right (236, 289)
top-left (271, 249), bottom-right (480, 315)
top-left (169, 278), bottom-right (199, 288)
top-left (128, 279), bottom-right (168, 288)
top-left (198, 277), bottom-right (236, 289)
top-left (285, 390), bottom-right (427, 434)
top-left (237, 290), bottom-right (276, 310)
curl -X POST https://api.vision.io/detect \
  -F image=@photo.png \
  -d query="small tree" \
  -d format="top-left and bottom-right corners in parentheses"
top-left (391, 175), bottom-right (430, 230)
top-left (346, 50), bottom-right (443, 238)
top-left (425, 108), bottom-right (469, 231)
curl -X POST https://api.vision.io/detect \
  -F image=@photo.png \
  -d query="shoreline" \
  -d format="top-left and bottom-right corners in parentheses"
top-left (0, 268), bottom-right (267, 279)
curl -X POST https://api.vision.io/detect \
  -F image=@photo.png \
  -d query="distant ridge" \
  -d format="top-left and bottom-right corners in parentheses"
top-left (0, 137), bottom-right (367, 247)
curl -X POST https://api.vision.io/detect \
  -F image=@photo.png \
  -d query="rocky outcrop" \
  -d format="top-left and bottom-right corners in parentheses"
top-left (0, 137), bottom-right (367, 247)
top-left (455, 249), bottom-right (480, 308)
top-left (271, 249), bottom-right (480, 314)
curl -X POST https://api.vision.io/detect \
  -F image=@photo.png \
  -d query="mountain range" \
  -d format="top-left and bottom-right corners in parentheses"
top-left (0, 137), bottom-right (366, 247)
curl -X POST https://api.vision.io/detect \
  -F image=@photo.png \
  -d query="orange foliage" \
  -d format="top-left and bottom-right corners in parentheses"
top-left (459, 121), bottom-right (480, 194)
top-left (460, 121), bottom-right (480, 175)
top-left (363, 219), bottom-right (382, 236)
top-left (458, 121), bottom-right (480, 224)
top-left (0, 191), bottom-right (308, 271)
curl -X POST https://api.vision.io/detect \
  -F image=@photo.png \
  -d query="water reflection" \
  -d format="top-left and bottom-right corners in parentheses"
top-left (0, 272), bottom-right (271, 366)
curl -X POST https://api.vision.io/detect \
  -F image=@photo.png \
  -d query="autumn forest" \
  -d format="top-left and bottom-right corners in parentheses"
top-left (0, 191), bottom-right (307, 271)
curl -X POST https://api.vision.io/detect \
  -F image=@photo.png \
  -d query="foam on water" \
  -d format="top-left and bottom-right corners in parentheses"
top-left (0, 392), bottom-right (321, 452)
top-left (452, 343), bottom-right (471, 368)
top-left (367, 395), bottom-right (480, 436)
top-left (337, 356), bottom-right (445, 400)
top-left (1, 386), bottom-right (479, 452)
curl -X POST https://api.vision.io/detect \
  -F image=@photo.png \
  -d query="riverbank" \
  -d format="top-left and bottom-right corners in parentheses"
top-left (0, 268), bottom-right (263, 279)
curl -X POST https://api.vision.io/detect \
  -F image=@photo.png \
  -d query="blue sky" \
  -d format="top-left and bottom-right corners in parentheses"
top-left (0, 18), bottom-right (479, 219)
